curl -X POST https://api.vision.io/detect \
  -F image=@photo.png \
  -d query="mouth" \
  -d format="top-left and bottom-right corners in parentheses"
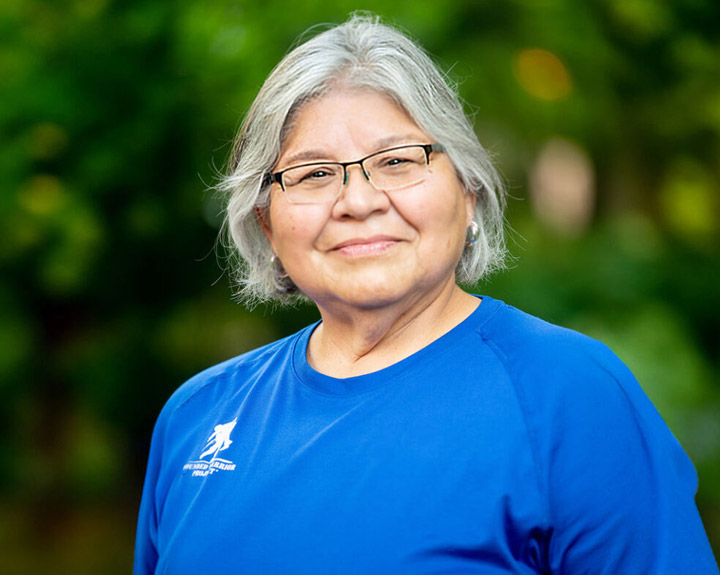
top-left (331, 236), bottom-right (402, 257)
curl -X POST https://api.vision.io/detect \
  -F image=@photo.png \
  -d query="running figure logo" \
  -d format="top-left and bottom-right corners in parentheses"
top-left (200, 419), bottom-right (238, 460)
top-left (183, 418), bottom-right (238, 477)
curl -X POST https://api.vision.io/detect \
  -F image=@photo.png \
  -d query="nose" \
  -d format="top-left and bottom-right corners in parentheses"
top-left (332, 163), bottom-right (389, 220)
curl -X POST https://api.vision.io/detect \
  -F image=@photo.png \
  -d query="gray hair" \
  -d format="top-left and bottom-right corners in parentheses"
top-left (219, 13), bottom-right (506, 306)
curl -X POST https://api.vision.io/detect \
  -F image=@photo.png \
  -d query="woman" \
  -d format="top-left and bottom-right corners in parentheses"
top-left (134, 14), bottom-right (718, 574)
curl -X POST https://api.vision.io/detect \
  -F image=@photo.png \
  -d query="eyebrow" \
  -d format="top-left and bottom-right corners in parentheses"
top-left (280, 149), bottom-right (330, 167)
top-left (279, 133), bottom-right (426, 168)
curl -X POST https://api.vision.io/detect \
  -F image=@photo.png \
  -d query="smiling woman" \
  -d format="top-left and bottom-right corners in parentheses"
top-left (222, 15), bottom-right (505, 307)
top-left (134, 13), bottom-right (719, 575)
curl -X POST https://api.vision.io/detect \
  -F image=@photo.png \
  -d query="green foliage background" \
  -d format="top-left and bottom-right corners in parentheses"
top-left (1, 0), bottom-right (718, 571)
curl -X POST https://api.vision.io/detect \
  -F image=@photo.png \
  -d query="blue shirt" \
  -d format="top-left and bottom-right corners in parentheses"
top-left (134, 296), bottom-right (718, 574)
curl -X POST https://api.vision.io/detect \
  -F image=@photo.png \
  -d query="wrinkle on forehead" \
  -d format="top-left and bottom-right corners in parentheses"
top-left (277, 88), bottom-right (422, 169)
top-left (278, 81), bottom-right (410, 154)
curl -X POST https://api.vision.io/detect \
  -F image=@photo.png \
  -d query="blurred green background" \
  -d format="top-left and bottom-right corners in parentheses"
top-left (1, 0), bottom-right (718, 572)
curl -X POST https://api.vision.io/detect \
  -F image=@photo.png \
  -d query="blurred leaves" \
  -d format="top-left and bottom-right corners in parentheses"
top-left (1, 0), bottom-right (719, 571)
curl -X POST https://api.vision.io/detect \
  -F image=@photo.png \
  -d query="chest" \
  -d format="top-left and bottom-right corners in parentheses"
top-left (154, 371), bottom-right (545, 574)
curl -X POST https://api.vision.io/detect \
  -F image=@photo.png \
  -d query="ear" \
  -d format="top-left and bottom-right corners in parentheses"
top-left (464, 189), bottom-right (477, 226)
top-left (255, 206), bottom-right (275, 251)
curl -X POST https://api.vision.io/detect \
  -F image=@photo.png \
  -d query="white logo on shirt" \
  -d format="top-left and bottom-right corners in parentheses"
top-left (200, 419), bottom-right (237, 459)
top-left (183, 418), bottom-right (238, 477)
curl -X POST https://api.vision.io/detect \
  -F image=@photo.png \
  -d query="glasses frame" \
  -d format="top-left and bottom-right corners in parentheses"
top-left (265, 143), bottom-right (444, 203)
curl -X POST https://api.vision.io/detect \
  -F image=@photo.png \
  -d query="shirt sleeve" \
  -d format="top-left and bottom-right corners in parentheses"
top-left (133, 401), bottom-right (171, 575)
top-left (528, 340), bottom-right (719, 574)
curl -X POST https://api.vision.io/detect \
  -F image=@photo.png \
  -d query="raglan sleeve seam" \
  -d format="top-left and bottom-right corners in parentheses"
top-left (482, 336), bottom-right (553, 533)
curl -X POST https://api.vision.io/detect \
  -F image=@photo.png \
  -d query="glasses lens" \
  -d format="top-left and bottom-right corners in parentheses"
top-left (366, 146), bottom-right (429, 191)
top-left (282, 163), bottom-right (342, 204)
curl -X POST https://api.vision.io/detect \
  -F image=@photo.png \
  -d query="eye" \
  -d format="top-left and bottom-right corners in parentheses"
top-left (384, 157), bottom-right (411, 167)
top-left (376, 154), bottom-right (420, 170)
top-left (284, 164), bottom-right (340, 187)
top-left (301, 169), bottom-right (333, 181)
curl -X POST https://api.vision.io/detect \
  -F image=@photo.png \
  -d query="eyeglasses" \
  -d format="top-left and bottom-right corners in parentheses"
top-left (266, 143), bottom-right (444, 204)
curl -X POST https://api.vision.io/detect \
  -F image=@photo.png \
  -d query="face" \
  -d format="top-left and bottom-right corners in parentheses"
top-left (259, 90), bottom-right (476, 313)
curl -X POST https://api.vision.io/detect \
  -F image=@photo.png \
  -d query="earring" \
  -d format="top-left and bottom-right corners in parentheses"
top-left (271, 254), bottom-right (289, 279)
top-left (465, 220), bottom-right (479, 247)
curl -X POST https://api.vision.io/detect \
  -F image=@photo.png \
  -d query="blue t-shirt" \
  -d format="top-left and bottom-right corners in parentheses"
top-left (134, 296), bottom-right (718, 574)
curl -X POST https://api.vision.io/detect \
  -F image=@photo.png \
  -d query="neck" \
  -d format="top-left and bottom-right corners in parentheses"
top-left (307, 282), bottom-right (480, 378)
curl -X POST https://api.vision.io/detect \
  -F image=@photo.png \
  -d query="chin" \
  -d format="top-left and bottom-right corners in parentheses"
top-left (334, 275), bottom-right (437, 312)
top-left (308, 279), bottom-right (409, 312)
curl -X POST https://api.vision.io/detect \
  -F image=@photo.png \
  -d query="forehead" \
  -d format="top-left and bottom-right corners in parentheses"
top-left (279, 89), bottom-right (427, 163)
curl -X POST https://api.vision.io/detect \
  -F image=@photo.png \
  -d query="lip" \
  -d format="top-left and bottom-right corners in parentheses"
top-left (330, 236), bottom-right (402, 257)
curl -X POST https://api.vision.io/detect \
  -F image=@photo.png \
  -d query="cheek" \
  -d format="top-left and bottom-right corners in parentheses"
top-left (273, 218), bottom-right (302, 248)
top-left (420, 185), bottom-right (469, 229)
top-left (270, 204), bottom-right (329, 250)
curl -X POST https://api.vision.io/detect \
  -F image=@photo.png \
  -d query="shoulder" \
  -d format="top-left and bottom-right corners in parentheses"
top-left (154, 326), bottom-right (312, 432)
top-left (475, 298), bottom-right (669, 471)
top-left (477, 299), bottom-right (627, 388)
top-left (473, 303), bottom-right (711, 572)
